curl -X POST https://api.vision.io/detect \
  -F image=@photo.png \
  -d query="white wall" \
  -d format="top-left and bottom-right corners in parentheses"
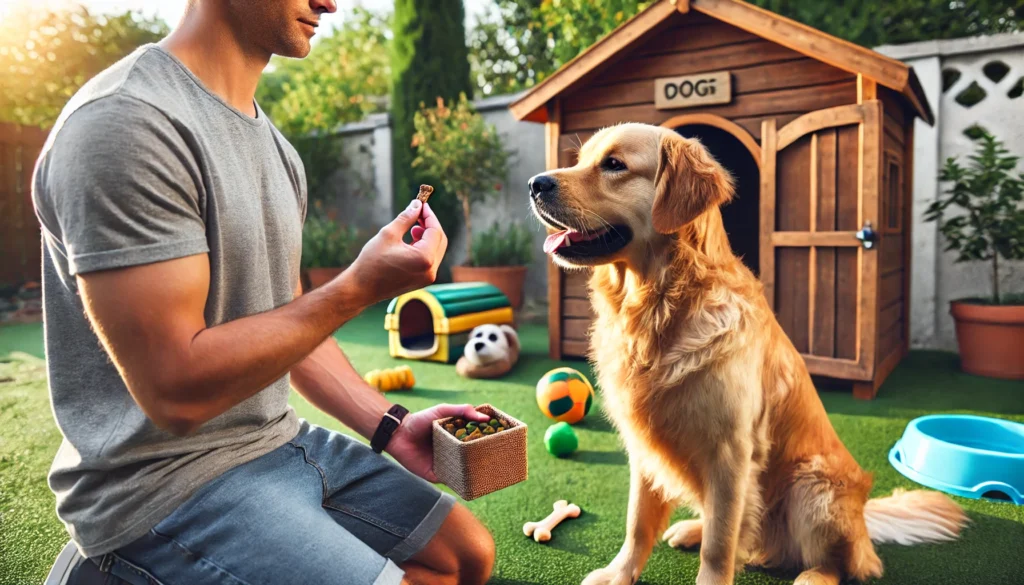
top-left (877, 32), bottom-right (1024, 351)
top-left (326, 32), bottom-right (1024, 349)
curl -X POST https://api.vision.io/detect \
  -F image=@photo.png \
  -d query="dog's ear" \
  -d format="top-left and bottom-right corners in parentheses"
top-left (652, 134), bottom-right (735, 234)
top-left (499, 325), bottom-right (520, 353)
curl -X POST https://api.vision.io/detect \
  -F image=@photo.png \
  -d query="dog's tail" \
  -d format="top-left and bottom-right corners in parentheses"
top-left (864, 488), bottom-right (968, 545)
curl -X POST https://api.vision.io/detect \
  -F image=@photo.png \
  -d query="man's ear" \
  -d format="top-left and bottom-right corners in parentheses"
top-left (652, 134), bottom-right (735, 234)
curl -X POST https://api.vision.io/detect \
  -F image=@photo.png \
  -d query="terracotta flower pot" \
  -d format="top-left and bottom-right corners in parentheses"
top-left (451, 265), bottom-right (528, 309)
top-left (304, 266), bottom-right (347, 292)
top-left (950, 300), bottom-right (1024, 380)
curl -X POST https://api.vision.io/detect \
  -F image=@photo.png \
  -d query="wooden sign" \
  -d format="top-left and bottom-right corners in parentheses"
top-left (655, 71), bottom-right (732, 110)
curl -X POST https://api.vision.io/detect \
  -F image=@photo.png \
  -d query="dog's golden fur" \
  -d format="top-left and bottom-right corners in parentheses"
top-left (529, 124), bottom-right (967, 585)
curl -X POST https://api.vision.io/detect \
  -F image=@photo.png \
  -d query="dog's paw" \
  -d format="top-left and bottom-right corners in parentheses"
top-left (663, 519), bottom-right (703, 549)
top-left (793, 566), bottom-right (841, 585)
top-left (581, 565), bottom-right (635, 585)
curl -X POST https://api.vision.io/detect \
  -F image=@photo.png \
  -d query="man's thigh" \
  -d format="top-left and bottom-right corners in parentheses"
top-left (105, 426), bottom-right (420, 585)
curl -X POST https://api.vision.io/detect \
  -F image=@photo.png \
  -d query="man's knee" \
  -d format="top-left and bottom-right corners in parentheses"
top-left (405, 503), bottom-right (494, 585)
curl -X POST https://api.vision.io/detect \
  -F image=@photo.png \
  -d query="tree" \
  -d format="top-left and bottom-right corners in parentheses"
top-left (926, 130), bottom-right (1024, 304)
top-left (255, 8), bottom-right (391, 203)
top-left (390, 0), bottom-right (474, 268)
top-left (468, 0), bottom-right (1023, 96)
top-left (0, 6), bottom-right (167, 128)
top-left (257, 8), bottom-right (391, 137)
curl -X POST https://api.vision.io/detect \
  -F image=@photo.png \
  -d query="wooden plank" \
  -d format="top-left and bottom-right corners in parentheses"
top-left (760, 118), bottom-right (777, 309)
top-left (562, 317), bottom-right (592, 340)
top-left (807, 132), bottom-right (819, 350)
top-left (880, 235), bottom-right (904, 275)
top-left (676, 0), bottom-right (691, 14)
top-left (857, 74), bottom-right (877, 103)
top-left (878, 86), bottom-right (907, 126)
top-left (564, 298), bottom-right (596, 318)
top-left (562, 339), bottom-right (590, 358)
top-left (509, 1), bottom-right (678, 122)
top-left (884, 115), bottom-right (905, 147)
top-left (880, 269), bottom-right (904, 306)
top-left (902, 117), bottom-right (915, 350)
top-left (772, 231), bottom-right (861, 247)
top-left (835, 247), bottom-right (859, 361)
top-left (734, 113), bottom-right (799, 141)
top-left (546, 101), bottom-right (563, 360)
top-left (857, 100), bottom-right (883, 378)
top-left (817, 129), bottom-right (839, 231)
top-left (593, 39), bottom-right (802, 87)
top-left (777, 103), bottom-right (869, 150)
top-left (777, 248), bottom-right (810, 353)
top-left (877, 320), bottom-right (905, 366)
top-left (693, 0), bottom-right (911, 94)
top-left (565, 59), bottom-right (853, 113)
top-left (633, 20), bottom-right (759, 57)
top-left (777, 135), bottom-right (811, 231)
top-left (856, 338), bottom-right (905, 399)
top-left (564, 269), bottom-right (590, 298)
top-left (564, 80), bottom-right (856, 132)
top-left (879, 301), bottom-right (903, 334)
top-left (804, 355), bottom-right (871, 381)
top-left (813, 246), bottom-right (837, 357)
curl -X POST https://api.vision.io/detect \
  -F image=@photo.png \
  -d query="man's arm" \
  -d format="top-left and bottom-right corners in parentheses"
top-left (288, 279), bottom-right (392, 439)
top-left (79, 199), bottom-right (444, 436)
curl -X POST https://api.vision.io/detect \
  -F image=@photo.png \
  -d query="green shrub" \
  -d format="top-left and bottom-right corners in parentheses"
top-left (926, 130), bottom-right (1024, 305)
top-left (470, 222), bottom-right (533, 268)
top-left (301, 210), bottom-right (359, 269)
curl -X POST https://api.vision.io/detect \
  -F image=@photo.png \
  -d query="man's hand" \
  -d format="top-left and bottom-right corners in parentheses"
top-left (344, 199), bottom-right (448, 307)
top-left (386, 403), bottom-right (490, 482)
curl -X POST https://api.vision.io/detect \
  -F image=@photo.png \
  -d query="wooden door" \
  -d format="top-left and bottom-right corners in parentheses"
top-left (759, 101), bottom-right (882, 381)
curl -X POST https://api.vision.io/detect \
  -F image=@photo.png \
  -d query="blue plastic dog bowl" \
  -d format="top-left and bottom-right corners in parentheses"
top-left (889, 414), bottom-right (1024, 505)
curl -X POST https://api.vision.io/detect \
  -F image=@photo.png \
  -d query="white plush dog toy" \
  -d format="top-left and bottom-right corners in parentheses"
top-left (456, 324), bottom-right (521, 379)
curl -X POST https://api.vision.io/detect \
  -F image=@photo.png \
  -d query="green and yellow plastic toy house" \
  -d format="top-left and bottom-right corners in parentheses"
top-left (385, 283), bottom-right (514, 363)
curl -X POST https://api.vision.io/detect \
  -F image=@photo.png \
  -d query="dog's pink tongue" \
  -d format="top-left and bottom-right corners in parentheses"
top-left (544, 230), bottom-right (569, 254)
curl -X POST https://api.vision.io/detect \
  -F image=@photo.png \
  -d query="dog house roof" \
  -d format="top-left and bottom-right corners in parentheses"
top-left (509, 0), bottom-right (933, 125)
top-left (385, 283), bottom-right (514, 335)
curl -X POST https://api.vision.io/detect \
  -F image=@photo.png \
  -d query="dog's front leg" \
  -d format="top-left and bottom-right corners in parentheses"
top-left (582, 461), bottom-right (669, 585)
top-left (696, 439), bottom-right (753, 585)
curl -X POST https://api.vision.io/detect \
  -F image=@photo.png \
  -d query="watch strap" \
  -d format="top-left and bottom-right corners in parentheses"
top-left (370, 404), bottom-right (409, 454)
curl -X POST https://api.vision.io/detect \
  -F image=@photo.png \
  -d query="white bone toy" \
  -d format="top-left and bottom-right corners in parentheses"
top-left (523, 500), bottom-right (582, 543)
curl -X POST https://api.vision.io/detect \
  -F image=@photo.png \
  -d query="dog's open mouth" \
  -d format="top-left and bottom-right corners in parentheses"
top-left (542, 225), bottom-right (633, 260)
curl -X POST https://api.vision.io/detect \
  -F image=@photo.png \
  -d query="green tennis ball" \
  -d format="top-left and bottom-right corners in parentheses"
top-left (544, 422), bottom-right (579, 458)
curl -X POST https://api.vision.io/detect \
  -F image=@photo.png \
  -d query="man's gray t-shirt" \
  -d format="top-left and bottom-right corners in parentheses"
top-left (32, 44), bottom-right (305, 557)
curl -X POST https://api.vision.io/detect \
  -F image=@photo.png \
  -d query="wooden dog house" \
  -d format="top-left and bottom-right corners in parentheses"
top-left (386, 283), bottom-right (514, 364)
top-left (510, 0), bottom-right (932, 399)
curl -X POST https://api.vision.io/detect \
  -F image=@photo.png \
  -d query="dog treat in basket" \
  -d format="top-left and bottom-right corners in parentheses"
top-left (416, 184), bottom-right (434, 203)
top-left (444, 417), bottom-right (510, 442)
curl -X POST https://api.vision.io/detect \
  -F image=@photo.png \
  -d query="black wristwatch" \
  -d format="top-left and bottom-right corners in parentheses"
top-left (370, 404), bottom-right (409, 454)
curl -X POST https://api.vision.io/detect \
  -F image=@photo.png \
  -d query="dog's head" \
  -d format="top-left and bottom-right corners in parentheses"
top-left (464, 324), bottom-right (518, 367)
top-left (528, 123), bottom-right (734, 269)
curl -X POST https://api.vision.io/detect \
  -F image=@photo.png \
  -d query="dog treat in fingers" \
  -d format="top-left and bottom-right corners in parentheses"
top-left (416, 184), bottom-right (434, 203)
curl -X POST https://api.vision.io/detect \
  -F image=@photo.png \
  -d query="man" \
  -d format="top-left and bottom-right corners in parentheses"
top-left (32, 1), bottom-right (495, 584)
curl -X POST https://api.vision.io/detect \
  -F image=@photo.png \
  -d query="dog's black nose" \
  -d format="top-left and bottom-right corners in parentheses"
top-left (474, 342), bottom-right (485, 351)
top-left (529, 174), bottom-right (557, 198)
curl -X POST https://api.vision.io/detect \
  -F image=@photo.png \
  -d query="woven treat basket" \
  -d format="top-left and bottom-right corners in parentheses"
top-left (432, 404), bottom-right (528, 501)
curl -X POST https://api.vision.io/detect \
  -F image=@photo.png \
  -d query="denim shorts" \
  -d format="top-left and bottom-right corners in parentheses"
top-left (89, 421), bottom-right (456, 585)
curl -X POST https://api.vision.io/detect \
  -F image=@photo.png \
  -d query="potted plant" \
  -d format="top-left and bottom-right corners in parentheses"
top-left (412, 95), bottom-right (525, 303)
top-left (455, 221), bottom-right (535, 309)
top-left (925, 130), bottom-right (1024, 379)
top-left (301, 206), bottom-right (359, 291)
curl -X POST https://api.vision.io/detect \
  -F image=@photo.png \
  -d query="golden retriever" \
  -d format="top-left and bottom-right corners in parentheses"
top-left (527, 124), bottom-right (967, 585)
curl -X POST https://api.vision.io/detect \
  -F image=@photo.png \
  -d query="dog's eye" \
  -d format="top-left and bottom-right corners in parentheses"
top-left (489, 333), bottom-right (498, 342)
top-left (602, 156), bottom-right (627, 172)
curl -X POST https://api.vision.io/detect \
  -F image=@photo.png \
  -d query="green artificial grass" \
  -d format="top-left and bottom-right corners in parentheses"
top-left (2, 309), bottom-right (1024, 585)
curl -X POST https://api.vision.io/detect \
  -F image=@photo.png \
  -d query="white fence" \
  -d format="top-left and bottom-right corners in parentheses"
top-left (321, 32), bottom-right (1024, 350)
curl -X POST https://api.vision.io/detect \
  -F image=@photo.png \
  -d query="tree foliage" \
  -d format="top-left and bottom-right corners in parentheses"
top-left (469, 0), bottom-right (1023, 96)
top-left (0, 6), bottom-right (167, 127)
top-left (412, 95), bottom-right (510, 255)
top-left (257, 8), bottom-right (391, 137)
top-left (926, 131), bottom-right (1024, 304)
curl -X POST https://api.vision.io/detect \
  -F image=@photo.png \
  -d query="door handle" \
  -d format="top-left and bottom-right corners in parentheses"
top-left (855, 221), bottom-right (877, 249)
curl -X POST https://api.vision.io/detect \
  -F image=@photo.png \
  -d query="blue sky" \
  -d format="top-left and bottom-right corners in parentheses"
top-left (14, 0), bottom-right (493, 30)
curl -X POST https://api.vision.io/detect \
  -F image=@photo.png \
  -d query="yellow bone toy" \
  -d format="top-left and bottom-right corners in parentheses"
top-left (364, 365), bottom-right (415, 392)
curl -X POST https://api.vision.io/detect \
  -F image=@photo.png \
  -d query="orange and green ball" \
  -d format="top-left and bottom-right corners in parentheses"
top-left (536, 367), bottom-right (595, 425)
